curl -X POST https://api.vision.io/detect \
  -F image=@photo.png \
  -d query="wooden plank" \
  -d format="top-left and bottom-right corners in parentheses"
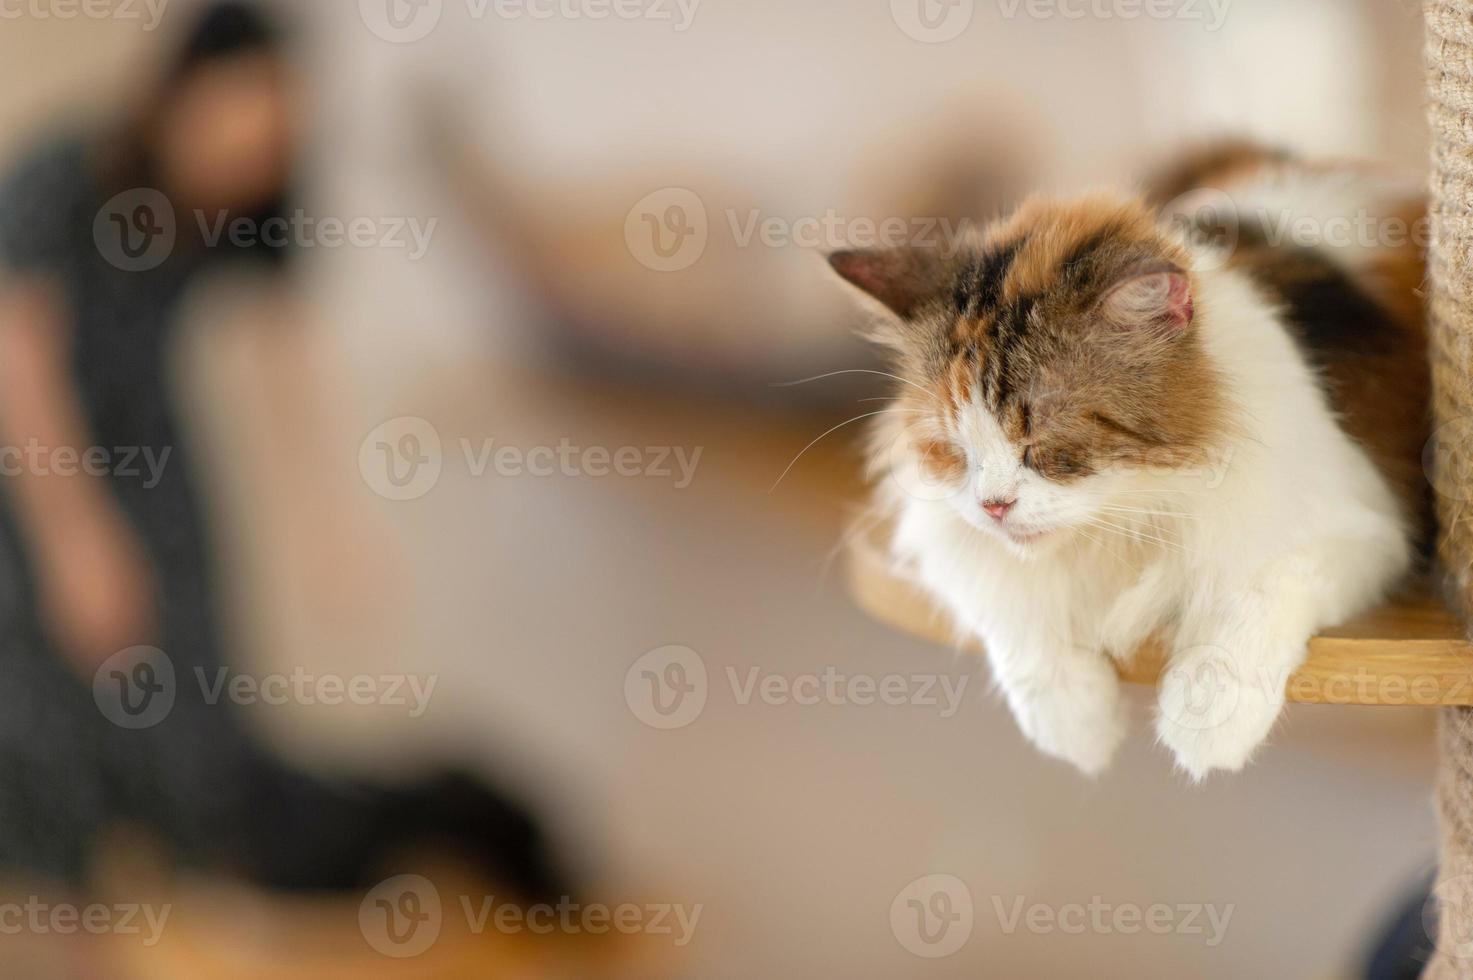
top-left (846, 524), bottom-right (1473, 707)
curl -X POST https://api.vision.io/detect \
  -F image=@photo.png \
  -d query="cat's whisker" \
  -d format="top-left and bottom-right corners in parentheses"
top-left (1087, 527), bottom-right (1191, 559)
top-left (1101, 530), bottom-right (1193, 558)
top-left (1095, 512), bottom-right (1184, 542)
top-left (1091, 510), bottom-right (1185, 535)
top-left (1098, 504), bottom-right (1200, 521)
top-left (772, 369), bottom-right (943, 406)
top-left (1071, 525), bottom-right (1131, 568)
top-left (1097, 513), bottom-right (1196, 526)
top-left (1080, 534), bottom-right (1132, 569)
top-left (1086, 516), bottom-right (1194, 555)
top-left (769, 409), bottom-right (925, 493)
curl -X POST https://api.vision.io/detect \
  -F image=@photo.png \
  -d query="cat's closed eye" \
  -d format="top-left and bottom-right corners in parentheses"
top-left (1024, 443), bottom-right (1091, 480)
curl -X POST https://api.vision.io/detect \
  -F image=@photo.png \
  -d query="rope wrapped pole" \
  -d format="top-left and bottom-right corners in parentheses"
top-left (1425, 3), bottom-right (1473, 976)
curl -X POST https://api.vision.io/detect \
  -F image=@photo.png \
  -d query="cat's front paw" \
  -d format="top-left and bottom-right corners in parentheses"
top-left (1155, 646), bottom-right (1284, 781)
top-left (1009, 679), bottom-right (1127, 777)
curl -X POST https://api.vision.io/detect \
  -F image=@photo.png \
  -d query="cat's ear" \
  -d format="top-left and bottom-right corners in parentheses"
top-left (827, 247), bottom-right (947, 319)
top-left (1100, 264), bottom-right (1194, 333)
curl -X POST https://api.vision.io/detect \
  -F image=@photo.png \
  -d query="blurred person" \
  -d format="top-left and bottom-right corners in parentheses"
top-left (0, 1), bottom-right (569, 899)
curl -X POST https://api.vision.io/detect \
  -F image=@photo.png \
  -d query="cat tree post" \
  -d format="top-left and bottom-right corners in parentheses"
top-left (1425, 2), bottom-right (1473, 976)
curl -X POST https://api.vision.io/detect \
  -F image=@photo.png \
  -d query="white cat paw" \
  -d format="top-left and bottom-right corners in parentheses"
top-left (1010, 682), bottom-right (1127, 777)
top-left (1155, 648), bottom-right (1284, 782)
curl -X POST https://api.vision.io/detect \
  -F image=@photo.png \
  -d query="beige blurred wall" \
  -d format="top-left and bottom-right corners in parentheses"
top-left (0, 10), bottom-right (148, 165)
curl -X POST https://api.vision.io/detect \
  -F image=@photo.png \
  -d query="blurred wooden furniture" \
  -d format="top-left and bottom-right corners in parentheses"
top-left (847, 521), bottom-right (1473, 707)
top-left (93, 876), bottom-right (663, 980)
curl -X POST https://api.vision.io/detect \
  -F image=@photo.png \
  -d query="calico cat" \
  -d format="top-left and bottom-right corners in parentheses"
top-left (829, 144), bottom-right (1429, 779)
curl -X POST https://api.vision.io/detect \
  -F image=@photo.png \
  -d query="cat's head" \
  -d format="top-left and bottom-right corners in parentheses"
top-left (829, 194), bottom-right (1228, 557)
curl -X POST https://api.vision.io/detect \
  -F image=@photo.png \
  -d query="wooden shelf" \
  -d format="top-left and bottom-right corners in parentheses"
top-left (847, 523), bottom-right (1473, 707)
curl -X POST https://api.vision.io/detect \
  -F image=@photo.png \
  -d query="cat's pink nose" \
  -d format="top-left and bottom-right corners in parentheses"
top-left (982, 498), bottom-right (1016, 521)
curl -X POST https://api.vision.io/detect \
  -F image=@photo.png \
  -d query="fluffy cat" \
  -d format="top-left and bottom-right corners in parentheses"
top-left (829, 144), bottom-right (1430, 779)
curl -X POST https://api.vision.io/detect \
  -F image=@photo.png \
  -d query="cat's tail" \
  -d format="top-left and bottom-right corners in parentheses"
top-left (1140, 138), bottom-right (1293, 208)
top-left (233, 766), bottom-right (575, 902)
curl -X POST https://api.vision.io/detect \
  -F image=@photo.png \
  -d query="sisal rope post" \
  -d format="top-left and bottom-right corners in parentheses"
top-left (1425, 2), bottom-right (1473, 976)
